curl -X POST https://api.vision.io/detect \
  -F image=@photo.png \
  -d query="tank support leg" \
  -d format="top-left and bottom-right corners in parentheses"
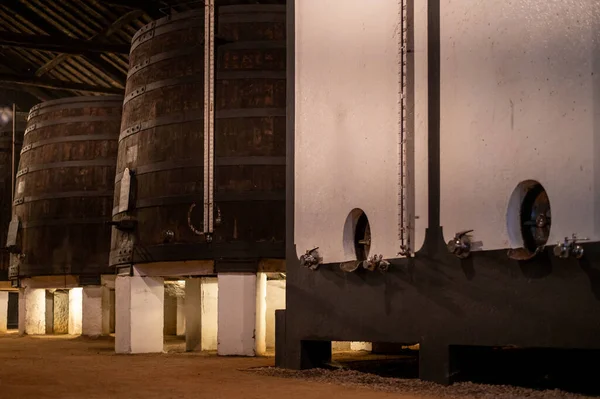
top-left (82, 286), bottom-right (103, 337)
top-left (419, 340), bottom-right (454, 385)
top-left (0, 291), bottom-right (8, 333)
top-left (217, 272), bottom-right (263, 356)
top-left (18, 282), bottom-right (45, 335)
top-left (275, 311), bottom-right (332, 370)
top-left (68, 288), bottom-right (82, 335)
top-left (185, 277), bottom-right (218, 352)
top-left (115, 276), bottom-right (164, 354)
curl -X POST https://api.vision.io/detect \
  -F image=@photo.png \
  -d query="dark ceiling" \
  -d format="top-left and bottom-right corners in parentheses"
top-left (0, 0), bottom-right (286, 112)
top-left (0, 0), bottom-right (207, 111)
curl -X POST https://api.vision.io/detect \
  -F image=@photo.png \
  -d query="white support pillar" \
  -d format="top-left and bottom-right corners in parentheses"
top-left (185, 278), bottom-right (201, 351)
top-left (0, 292), bottom-right (8, 333)
top-left (217, 273), bottom-right (257, 356)
top-left (255, 273), bottom-right (267, 356)
top-left (68, 288), bottom-right (83, 335)
top-left (18, 285), bottom-right (45, 335)
top-left (202, 278), bottom-right (218, 350)
top-left (185, 278), bottom-right (218, 351)
top-left (176, 296), bottom-right (186, 336)
top-left (101, 286), bottom-right (111, 335)
top-left (82, 286), bottom-right (103, 337)
top-left (265, 279), bottom-right (286, 350)
top-left (350, 342), bottom-right (373, 351)
top-left (115, 276), bottom-right (164, 354)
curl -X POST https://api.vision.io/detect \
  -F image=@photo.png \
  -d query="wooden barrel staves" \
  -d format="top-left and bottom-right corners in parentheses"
top-left (111, 10), bottom-right (206, 267)
top-left (10, 96), bottom-right (122, 278)
top-left (110, 5), bottom-right (285, 268)
top-left (0, 111), bottom-right (26, 278)
top-left (215, 5), bottom-right (286, 246)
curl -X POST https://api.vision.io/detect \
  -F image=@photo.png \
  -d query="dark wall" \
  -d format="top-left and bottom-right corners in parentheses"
top-left (0, 88), bottom-right (39, 113)
top-left (7, 292), bottom-right (18, 330)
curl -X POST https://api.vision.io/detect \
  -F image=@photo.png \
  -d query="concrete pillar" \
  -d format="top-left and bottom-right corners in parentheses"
top-left (350, 342), bottom-right (373, 351)
top-left (185, 278), bottom-right (217, 351)
top-left (201, 278), bottom-right (218, 350)
top-left (68, 288), bottom-right (83, 335)
top-left (255, 273), bottom-right (267, 356)
top-left (101, 286), bottom-right (111, 335)
top-left (266, 279), bottom-right (286, 350)
top-left (115, 276), bottom-right (164, 354)
top-left (176, 296), bottom-right (185, 336)
top-left (82, 286), bottom-right (103, 337)
top-left (185, 278), bottom-right (201, 351)
top-left (53, 290), bottom-right (69, 334)
top-left (0, 292), bottom-right (8, 333)
top-left (18, 286), bottom-right (45, 335)
top-left (163, 282), bottom-right (177, 335)
top-left (217, 273), bottom-right (257, 356)
top-left (101, 275), bottom-right (116, 335)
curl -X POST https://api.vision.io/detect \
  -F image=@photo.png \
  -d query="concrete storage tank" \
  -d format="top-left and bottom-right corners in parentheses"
top-left (9, 96), bottom-right (122, 280)
top-left (0, 111), bottom-right (26, 279)
top-left (277, 0), bottom-right (600, 385)
top-left (111, 6), bottom-right (286, 270)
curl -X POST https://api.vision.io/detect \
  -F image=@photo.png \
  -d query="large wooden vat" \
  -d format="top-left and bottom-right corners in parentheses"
top-left (110, 5), bottom-right (285, 267)
top-left (215, 4), bottom-right (286, 246)
top-left (0, 111), bottom-right (26, 278)
top-left (11, 96), bottom-right (122, 278)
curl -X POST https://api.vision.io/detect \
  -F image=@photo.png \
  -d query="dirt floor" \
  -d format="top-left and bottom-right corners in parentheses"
top-left (0, 333), bottom-right (427, 399)
top-left (0, 333), bottom-right (594, 399)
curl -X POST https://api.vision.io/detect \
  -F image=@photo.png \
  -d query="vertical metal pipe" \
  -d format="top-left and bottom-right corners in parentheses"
top-left (203, 0), bottom-right (215, 234)
top-left (428, 0), bottom-right (441, 230)
top-left (11, 103), bottom-right (16, 201)
top-left (398, 0), bottom-right (415, 255)
top-left (285, 0), bottom-right (295, 264)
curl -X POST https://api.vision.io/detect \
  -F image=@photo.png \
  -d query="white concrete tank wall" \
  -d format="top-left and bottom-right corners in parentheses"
top-left (294, 0), bottom-right (429, 262)
top-left (440, 0), bottom-right (600, 249)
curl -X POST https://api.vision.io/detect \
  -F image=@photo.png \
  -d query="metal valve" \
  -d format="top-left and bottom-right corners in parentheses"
top-left (447, 230), bottom-right (474, 259)
top-left (363, 254), bottom-right (391, 272)
top-left (300, 247), bottom-right (323, 270)
top-left (553, 234), bottom-right (588, 260)
top-left (398, 245), bottom-right (411, 258)
top-left (162, 229), bottom-right (174, 243)
top-left (215, 207), bottom-right (222, 226)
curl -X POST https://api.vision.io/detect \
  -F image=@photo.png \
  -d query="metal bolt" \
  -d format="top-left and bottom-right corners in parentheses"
top-left (572, 244), bottom-right (584, 259)
top-left (163, 230), bottom-right (174, 243)
top-left (447, 230), bottom-right (473, 259)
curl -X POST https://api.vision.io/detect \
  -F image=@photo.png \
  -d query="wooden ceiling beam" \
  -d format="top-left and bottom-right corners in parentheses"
top-left (97, 0), bottom-right (169, 19)
top-left (0, 73), bottom-right (124, 95)
top-left (36, 9), bottom-right (143, 79)
top-left (0, 31), bottom-right (130, 55)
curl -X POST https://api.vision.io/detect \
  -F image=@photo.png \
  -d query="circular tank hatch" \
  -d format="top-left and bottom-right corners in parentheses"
top-left (507, 180), bottom-right (551, 258)
top-left (354, 211), bottom-right (371, 261)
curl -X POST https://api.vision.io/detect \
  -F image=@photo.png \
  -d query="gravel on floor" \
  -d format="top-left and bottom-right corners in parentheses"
top-left (247, 367), bottom-right (593, 399)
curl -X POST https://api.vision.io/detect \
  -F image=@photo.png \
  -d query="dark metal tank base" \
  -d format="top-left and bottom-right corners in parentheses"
top-left (276, 233), bottom-right (600, 384)
top-left (276, 0), bottom-right (600, 385)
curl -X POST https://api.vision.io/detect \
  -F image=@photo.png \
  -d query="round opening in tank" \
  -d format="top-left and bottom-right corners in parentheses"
top-left (507, 180), bottom-right (551, 256)
top-left (354, 211), bottom-right (371, 261)
top-left (342, 208), bottom-right (372, 261)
